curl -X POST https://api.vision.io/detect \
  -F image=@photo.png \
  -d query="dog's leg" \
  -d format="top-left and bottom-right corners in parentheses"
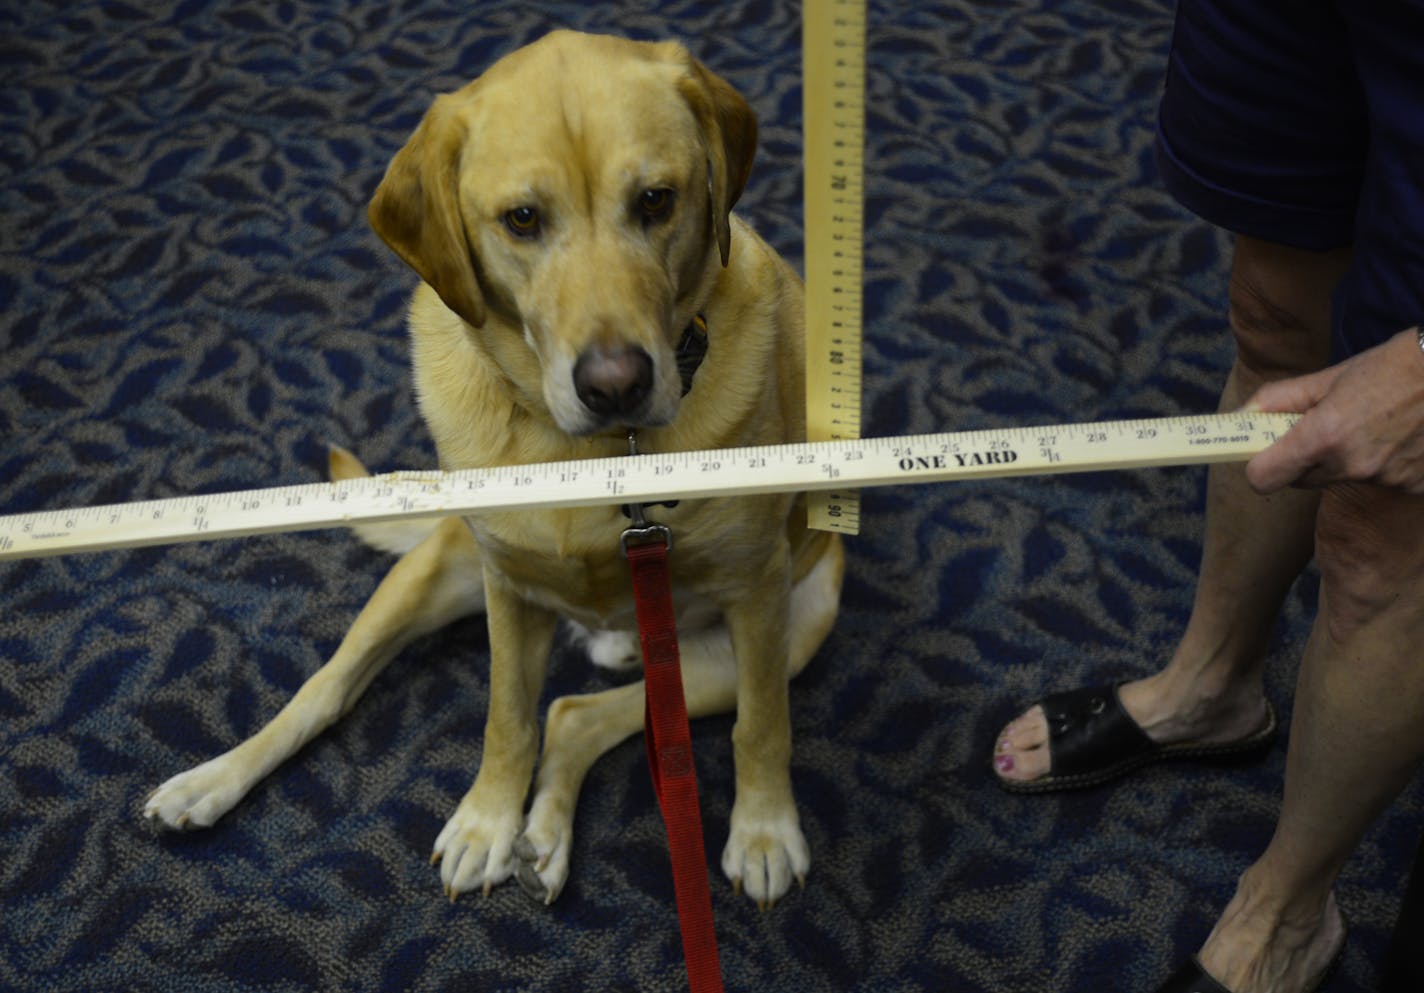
top-left (144, 516), bottom-right (484, 830)
top-left (516, 538), bottom-right (843, 905)
top-left (717, 549), bottom-right (806, 910)
top-left (722, 530), bottom-right (845, 907)
top-left (514, 624), bottom-right (737, 903)
top-left (434, 576), bottom-right (556, 899)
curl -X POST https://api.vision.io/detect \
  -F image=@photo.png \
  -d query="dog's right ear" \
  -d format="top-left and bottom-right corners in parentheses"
top-left (368, 94), bottom-right (487, 327)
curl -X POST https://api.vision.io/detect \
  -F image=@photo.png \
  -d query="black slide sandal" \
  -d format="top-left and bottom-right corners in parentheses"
top-left (994, 683), bottom-right (1278, 794)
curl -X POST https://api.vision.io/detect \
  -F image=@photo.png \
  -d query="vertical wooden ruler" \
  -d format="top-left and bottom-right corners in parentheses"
top-left (803, 0), bottom-right (866, 534)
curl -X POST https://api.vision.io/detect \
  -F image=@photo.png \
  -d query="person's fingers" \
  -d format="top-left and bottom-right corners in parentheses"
top-left (1239, 364), bottom-right (1339, 415)
top-left (1239, 365), bottom-right (1346, 493)
top-left (1244, 418), bottom-right (1324, 493)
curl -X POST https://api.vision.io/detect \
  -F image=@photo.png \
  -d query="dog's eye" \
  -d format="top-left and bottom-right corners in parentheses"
top-left (504, 206), bottom-right (541, 238)
top-left (637, 188), bottom-right (675, 224)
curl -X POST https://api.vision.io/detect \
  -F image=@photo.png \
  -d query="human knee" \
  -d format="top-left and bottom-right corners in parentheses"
top-left (1315, 485), bottom-right (1424, 642)
top-left (1226, 239), bottom-right (1344, 381)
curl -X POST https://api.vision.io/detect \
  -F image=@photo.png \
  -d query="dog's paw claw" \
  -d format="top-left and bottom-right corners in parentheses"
top-left (721, 805), bottom-right (809, 907)
top-left (513, 799), bottom-right (573, 905)
top-left (432, 801), bottom-right (521, 901)
top-left (143, 758), bottom-right (245, 832)
top-left (514, 865), bottom-right (551, 904)
top-left (512, 832), bottom-right (566, 904)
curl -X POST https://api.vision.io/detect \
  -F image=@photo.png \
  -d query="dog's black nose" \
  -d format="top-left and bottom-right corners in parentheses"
top-left (573, 345), bottom-right (654, 417)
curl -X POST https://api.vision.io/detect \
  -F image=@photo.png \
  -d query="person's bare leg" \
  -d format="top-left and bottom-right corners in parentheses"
top-left (1193, 483), bottom-right (1424, 992)
top-left (995, 237), bottom-right (1350, 785)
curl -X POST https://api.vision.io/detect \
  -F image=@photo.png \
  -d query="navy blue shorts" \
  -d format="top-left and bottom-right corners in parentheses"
top-left (1155, 0), bottom-right (1424, 359)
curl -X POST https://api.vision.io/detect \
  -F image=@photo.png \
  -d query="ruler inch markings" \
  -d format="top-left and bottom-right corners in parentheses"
top-left (804, 0), bottom-right (867, 534)
top-left (0, 412), bottom-right (1297, 560)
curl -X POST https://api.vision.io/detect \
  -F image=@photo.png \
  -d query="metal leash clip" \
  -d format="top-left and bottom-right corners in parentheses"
top-left (619, 430), bottom-right (672, 556)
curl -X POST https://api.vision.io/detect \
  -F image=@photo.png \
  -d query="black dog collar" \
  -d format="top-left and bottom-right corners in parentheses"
top-left (676, 314), bottom-right (708, 397)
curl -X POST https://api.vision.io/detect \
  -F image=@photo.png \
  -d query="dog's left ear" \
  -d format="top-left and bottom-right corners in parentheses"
top-left (368, 93), bottom-right (487, 327)
top-left (678, 57), bottom-right (757, 267)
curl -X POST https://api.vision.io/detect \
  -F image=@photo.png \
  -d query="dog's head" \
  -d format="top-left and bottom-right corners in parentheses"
top-left (369, 30), bottom-right (757, 436)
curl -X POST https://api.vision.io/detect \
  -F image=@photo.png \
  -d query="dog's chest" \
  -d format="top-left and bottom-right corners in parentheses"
top-left (470, 502), bottom-right (749, 632)
top-left (472, 508), bottom-right (644, 625)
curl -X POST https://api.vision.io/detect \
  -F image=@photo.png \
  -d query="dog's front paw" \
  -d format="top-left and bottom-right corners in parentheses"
top-left (432, 799), bottom-right (524, 900)
top-left (512, 791), bottom-right (575, 904)
top-left (143, 756), bottom-right (247, 830)
top-left (721, 802), bottom-right (809, 909)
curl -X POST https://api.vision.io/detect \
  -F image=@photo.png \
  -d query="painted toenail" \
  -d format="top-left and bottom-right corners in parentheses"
top-left (995, 754), bottom-right (1014, 774)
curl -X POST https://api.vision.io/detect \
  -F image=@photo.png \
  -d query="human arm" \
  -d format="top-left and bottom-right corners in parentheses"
top-left (1243, 327), bottom-right (1424, 495)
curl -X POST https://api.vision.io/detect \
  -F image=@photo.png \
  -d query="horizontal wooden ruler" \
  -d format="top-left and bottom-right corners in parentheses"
top-left (0, 412), bottom-right (1296, 560)
top-left (803, 0), bottom-right (867, 535)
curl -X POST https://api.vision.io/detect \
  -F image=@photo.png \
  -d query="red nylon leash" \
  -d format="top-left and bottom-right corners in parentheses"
top-left (626, 536), bottom-right (725, 993)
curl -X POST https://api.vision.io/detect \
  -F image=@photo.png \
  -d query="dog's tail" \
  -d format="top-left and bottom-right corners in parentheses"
top-left (327, 445), bottom-right (446, 556)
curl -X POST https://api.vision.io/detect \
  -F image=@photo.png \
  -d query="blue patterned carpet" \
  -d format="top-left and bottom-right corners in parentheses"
top-left (2, 2), bottom-right (1420, 991)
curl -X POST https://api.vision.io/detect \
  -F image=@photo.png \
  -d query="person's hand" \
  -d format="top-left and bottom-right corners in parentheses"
top-left (1243, 327), bottom-right (1424, 495)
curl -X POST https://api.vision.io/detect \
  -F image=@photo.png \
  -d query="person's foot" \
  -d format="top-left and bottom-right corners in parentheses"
top-left (993, 672), bottom-right (1273, 788)
top-left (1191, 877), bottom-right (1347, 993)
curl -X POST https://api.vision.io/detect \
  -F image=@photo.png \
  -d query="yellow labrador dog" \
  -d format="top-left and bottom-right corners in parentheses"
top-left (143, 30), bottom-right (843, 909)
